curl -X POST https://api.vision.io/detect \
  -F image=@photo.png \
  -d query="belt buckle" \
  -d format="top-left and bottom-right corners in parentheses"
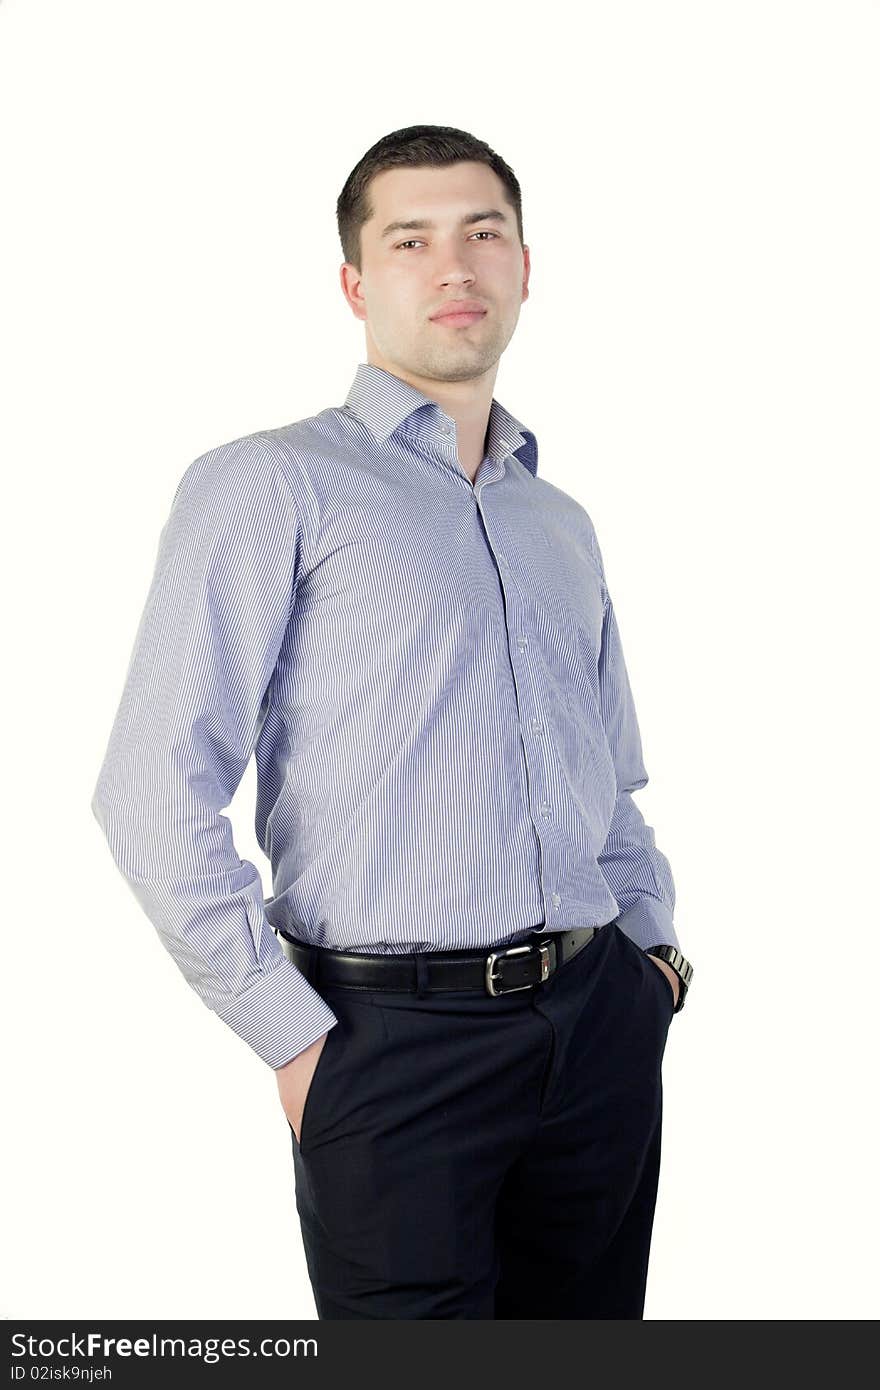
top-left (485, 942), bottom-right (551, 996)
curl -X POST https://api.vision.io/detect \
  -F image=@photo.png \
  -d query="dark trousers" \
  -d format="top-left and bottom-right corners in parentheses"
top-left (288, 919), bottom-right (676, 1319)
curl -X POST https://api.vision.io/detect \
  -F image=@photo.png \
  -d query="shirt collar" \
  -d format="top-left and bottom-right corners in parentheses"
top-left (342, 361), bottom-right (539, 478)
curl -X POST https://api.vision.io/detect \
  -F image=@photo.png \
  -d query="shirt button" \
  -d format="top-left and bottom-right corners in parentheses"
top-left (551, 893), bottom-right (562, 909)
top-left (517, 637), bottom-right (529, 650)
top-left (539, 803), bottom-right (552, 820)
top-left (530, 718), bottom-right (543, 734)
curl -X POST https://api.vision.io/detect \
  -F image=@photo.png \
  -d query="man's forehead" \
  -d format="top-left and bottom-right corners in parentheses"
top-left (365, 165), bottom-right (504, 227)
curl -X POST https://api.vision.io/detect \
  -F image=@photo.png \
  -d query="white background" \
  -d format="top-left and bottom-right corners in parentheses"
top-left (2, 0), bottom-right (877, 1320)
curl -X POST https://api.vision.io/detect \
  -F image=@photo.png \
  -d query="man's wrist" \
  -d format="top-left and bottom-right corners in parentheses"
top-left (274, 1029), bottom-right (331, 1072)
top-left (644, 943), bottom-right (693, 1013)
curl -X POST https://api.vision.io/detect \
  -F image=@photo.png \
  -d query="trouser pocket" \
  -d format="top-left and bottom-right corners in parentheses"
top-left (293, 988), bottom-right (390, 1158)
top-left (639, 946), bottom-right (677, 1015)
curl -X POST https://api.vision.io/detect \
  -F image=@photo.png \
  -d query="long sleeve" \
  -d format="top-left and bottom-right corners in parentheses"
top-left (90, 435), bottom-right (339, 1068)
top-left (591, 538), bottom-right (680, 954)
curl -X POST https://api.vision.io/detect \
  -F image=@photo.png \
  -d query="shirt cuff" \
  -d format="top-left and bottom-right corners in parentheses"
top-left (213, 959), bottom-right (339, 1069)
top-left (615, 898), bottom-right (682, 955)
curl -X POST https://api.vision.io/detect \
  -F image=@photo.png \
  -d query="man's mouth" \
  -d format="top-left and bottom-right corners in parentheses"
top-left (429, 300), bottom-right (488, 327)
top-left (433, 312), bottom-right (485, 327)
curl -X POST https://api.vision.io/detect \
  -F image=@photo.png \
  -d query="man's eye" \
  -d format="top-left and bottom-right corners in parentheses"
top-left (396, 231), bottom-right (499, 250)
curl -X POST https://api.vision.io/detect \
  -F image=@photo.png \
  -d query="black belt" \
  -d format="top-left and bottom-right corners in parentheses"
top-left (273, 921), bottom-right (612, 997)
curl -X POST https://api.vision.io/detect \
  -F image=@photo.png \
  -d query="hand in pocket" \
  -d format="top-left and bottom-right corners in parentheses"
top-left (275, 1031), bottom-right (329, 1144)
top-left (645, 954), bottom-right (679, 1009)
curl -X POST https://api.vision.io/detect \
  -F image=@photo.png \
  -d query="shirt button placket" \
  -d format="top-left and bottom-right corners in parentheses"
top-left (477, 492), bottom-right (562, 924)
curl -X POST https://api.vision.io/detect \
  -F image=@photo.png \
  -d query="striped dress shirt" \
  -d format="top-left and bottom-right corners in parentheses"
top-left (91, 361), bottom-right (679, 1069)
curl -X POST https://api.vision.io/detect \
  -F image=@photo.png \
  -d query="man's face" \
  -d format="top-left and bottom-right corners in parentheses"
top-left (344, 161), bottom-right (530, 385)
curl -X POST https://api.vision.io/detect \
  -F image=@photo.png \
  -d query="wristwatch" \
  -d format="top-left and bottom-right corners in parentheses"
top-left (645, 944), bottom-right (693, 1014)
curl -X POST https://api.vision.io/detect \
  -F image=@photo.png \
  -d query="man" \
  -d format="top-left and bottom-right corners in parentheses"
top-left (91, 123), bottom-right (693, 1319)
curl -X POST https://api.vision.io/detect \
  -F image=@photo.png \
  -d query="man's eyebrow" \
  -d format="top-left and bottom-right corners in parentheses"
top-left (379, 209), bottom-right (510, 240)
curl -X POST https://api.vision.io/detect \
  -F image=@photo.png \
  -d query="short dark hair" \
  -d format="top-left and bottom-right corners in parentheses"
top-left (336, 124), bottom-right (524, 272)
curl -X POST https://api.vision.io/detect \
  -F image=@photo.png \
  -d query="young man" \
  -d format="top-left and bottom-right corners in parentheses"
top-left (92, 124), bottom-right (693, 1319)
